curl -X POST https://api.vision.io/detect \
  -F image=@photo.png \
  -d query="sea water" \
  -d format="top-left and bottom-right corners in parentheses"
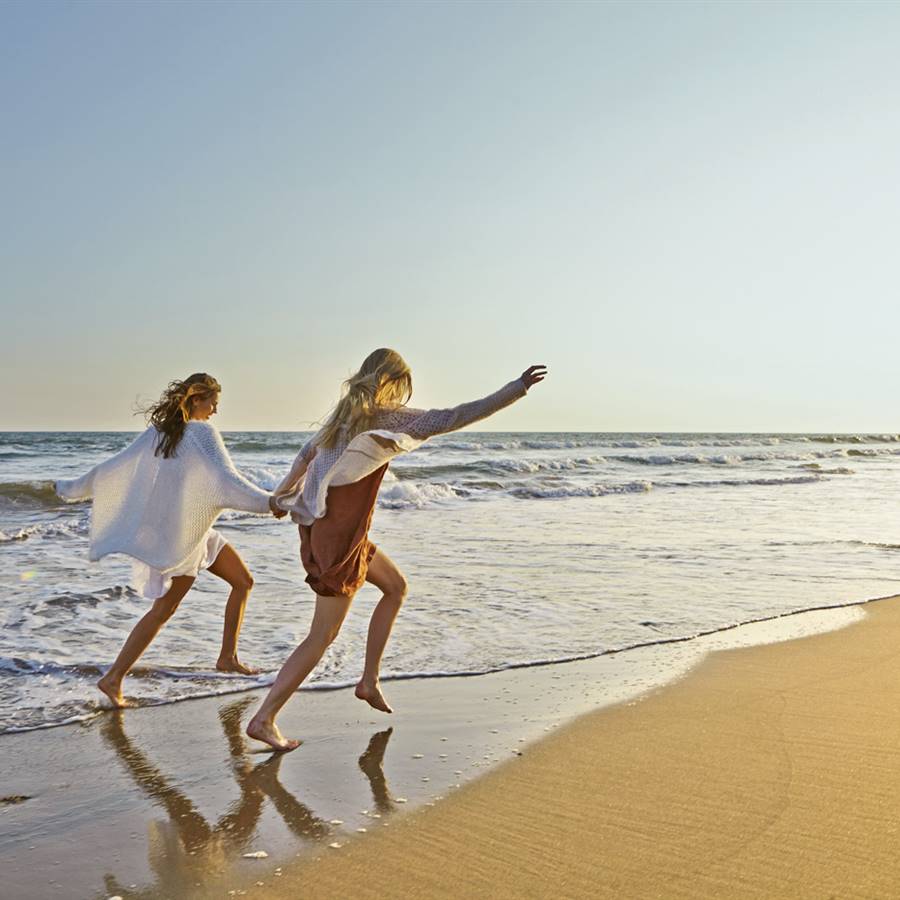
top-left (2, 430), bottom-right (900, 733)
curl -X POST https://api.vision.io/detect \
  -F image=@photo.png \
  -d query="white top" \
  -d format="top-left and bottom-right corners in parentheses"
top-left (56, 421), bottom-right (271, 573)
top-left (273, 378), bottom-right (528, 525)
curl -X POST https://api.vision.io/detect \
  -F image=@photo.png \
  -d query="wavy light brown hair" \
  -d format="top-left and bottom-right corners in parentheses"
top-left (143, 373), bottom-right (221, 458)
top-left (317, 349), bottom-right (412, 449)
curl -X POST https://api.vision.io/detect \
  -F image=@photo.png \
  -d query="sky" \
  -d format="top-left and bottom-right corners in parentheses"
top-left (2, 0), bottom-right (900, 432)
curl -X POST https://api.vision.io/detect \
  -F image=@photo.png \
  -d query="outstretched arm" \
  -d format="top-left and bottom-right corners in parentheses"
top-left (55, 428), bottom-right (156, 501)
top-left (378, 365), bottom-right (548, 440)
top-left (194, 424), bottom-right (274, 515)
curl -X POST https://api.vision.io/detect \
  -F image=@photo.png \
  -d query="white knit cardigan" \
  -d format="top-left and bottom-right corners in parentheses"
top-left (56, 421), bottom-right (271, 572)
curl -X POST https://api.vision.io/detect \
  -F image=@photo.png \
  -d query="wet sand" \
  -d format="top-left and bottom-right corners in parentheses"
top-left (0, 602), bottom-right (868, 899)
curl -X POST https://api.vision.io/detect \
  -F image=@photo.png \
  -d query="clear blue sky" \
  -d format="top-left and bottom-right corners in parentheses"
top-left (2, 0), bottom-right (899, 431)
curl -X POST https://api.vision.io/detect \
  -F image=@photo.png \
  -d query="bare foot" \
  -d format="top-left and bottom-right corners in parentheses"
top-left (246, 717), bottom-right (301, 752)
top-left (97, 674), bottom-right (131, 709)
top-left (355, 681), bottom-right (393, 714)
top-left (216, 656), bottom-right (260, 675)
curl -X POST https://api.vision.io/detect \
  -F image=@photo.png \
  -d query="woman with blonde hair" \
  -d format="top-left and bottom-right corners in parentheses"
top-left (56, 373), bottom-right (285, 708)
top-left (247, 350), bottom-right (547, 751)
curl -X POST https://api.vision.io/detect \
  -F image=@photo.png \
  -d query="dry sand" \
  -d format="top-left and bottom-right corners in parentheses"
top-left (236, 596), bottom-right (900, 900)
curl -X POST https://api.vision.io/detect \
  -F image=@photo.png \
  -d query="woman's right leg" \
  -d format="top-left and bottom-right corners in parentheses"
top-left (246, 593), bottom-right (353, 751)
top-left (98, 575), bottom-right (195, 708)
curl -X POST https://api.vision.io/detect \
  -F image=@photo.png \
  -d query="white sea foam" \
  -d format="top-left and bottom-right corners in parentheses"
top-left (378, 481), bottom-right (467, 508)
top-left (478, 455), bottom-right (608, 474)
top-left (0, 518), bottom-right (88, 543)
top-left (435, 439), bottom-right (524, 451)
top-left (238, 465), bottom-right (282, 490)
top-left (511, 481), bottom-right (653, 499)
top-left (666, 475), bottom-right (822, 489)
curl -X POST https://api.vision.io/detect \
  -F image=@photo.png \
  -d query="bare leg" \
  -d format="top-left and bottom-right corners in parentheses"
top-left (246, 592), bottom-right (353, 751)
top-left (207, 544), bottom-right (258, 674)
top-left (98, 576), bottom-right (195, 708)
top-left (355, 548), bottom-right (408, 714)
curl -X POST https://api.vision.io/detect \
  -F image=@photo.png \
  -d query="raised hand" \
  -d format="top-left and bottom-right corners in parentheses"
top-left (520, 365), bottom-right (548, 389)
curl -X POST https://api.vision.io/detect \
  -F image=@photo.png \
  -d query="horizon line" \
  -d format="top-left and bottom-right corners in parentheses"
top-left (3, 428), bottom-right (900, 436)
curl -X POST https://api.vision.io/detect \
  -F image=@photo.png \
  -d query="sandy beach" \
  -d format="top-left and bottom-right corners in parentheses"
top-left (0, 599), bottom-right (879, 899)
top-left (205, 595), bottom-right (900, 900)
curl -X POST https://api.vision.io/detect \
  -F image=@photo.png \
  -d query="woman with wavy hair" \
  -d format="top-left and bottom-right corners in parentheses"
top-left (56, 373), bottom-right (285, 708)
top-left (246, 350), bottom-right (547, 751)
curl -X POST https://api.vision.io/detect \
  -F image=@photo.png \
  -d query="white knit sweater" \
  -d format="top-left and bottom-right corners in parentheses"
top-left (56, 422), bottom-right (271, 572)
top-left (274, 378), bottom-right (528, 524)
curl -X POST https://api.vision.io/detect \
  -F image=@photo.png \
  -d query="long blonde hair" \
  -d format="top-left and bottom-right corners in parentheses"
top-left (317, 349), bottom-right (412, 449)
top-left (142, 373), bottom-right (221, 458)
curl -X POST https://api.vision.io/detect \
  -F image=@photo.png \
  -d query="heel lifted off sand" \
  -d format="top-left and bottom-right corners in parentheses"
top-left (355, 681), bottom-right (393, 714)
top-left (246, 718), bottom-right (301, 752)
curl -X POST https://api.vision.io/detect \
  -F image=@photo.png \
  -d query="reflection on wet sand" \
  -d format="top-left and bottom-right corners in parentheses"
top-left (95, 700), bottom-right (398, 897)
top-left (359, 727), bottom-right (396, 814)
top-left (98, 698), bottom-right (328, 897)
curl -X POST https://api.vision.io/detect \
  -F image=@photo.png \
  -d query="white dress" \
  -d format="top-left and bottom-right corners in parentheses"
top-left (132, 528), bottom-right (228, 600)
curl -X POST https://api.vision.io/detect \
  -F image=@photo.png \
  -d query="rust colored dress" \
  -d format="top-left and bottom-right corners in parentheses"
top-left (299, 464), bottom-right (388, 597)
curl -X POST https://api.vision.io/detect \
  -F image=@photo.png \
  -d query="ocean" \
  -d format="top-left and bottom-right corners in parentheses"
top-left (3, 430), bottom-right (900, 734)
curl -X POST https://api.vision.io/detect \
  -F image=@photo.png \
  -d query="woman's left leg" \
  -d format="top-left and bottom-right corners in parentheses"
top-left (355, 548), bottom-right (408, 713)
top-left (207, 544), bottom-right (258, 674)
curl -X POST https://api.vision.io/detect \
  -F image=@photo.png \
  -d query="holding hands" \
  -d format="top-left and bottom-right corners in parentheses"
top-left (269, 496), bottom-right (287, 519)
top-left (520, 365), bottom-right (548, 390)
